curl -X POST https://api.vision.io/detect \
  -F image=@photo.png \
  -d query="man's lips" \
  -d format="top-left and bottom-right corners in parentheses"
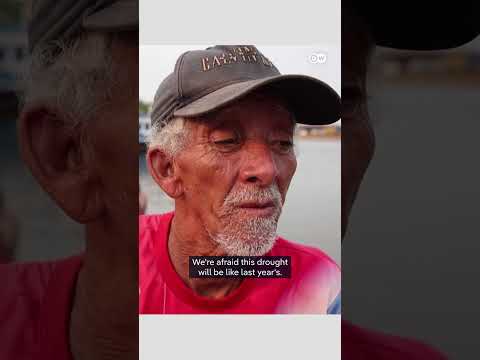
top-left (238, 201), bottom-right (275, 209)
top-left (236, 201), bottom-right (278, 216)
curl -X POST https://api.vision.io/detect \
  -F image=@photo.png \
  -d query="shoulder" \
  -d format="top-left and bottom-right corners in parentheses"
top-left (342, 321), bottom-right (448, 360)
top-left (273, 237), bottom-right (340, 274)
top-left (139, 213), bottom-right (173, 285)
top-left (139, 212), bottom-right (173, 229)
top-left (139, 212), bottom-right (174, 236)
top-left (0, 256), bottom-right (82, 358)
top-left (0, 255), bottom-right (82, 300)
top-left (272, 238), bottom-right (341, 314)
top-left (139, 212), bottom-right (173, 251)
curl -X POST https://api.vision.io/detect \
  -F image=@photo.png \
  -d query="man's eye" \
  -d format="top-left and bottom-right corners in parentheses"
top-left (214, 138), bottom-right (238, 145)
top-left (273, 140), bottom-right (294, 152)
top-left (212, 138), bottom-right (242, 151)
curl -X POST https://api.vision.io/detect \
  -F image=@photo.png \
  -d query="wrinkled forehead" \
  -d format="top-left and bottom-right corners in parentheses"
top-left (194, 92), bottom-right (296, 131)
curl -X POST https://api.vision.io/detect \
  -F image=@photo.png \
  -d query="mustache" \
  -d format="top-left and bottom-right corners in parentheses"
top-left (222, 184), bottom-right (283, 211)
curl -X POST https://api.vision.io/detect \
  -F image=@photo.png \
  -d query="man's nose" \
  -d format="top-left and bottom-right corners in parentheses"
top-left (239, 142), bottom-right (279, 186)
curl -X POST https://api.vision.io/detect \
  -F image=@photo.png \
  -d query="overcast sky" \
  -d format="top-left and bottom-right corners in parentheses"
top-left (139, 44), bottom-right (341, 102)
top-left (139, 37), bottom-right (479, 102)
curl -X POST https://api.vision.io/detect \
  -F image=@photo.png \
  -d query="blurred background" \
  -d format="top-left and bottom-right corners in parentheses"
top-left (0, 0), bottom-right (84, 262)
top-left (343, 38), bottom-right (480, 359)
top-left (139, 45), bottom-right (341, 264)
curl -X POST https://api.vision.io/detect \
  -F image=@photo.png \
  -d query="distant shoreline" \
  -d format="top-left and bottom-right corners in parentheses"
top-left (372, 73), bottom-right (480, 87)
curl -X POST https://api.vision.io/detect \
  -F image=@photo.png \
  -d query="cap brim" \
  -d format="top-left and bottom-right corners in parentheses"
top-left (83, 0), bottom-right (138, 31)
top-left (174, 75), bottom-right (340, 125)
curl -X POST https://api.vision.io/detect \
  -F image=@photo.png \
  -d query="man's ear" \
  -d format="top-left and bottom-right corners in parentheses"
top-left (147, 147), bottom-right (183, 199)
top-left (18, 107), bottom-right (104, 223)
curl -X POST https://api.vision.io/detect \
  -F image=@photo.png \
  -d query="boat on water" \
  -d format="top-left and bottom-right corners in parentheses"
top-left (139, 114), bottom-right (151, 151)
top-left (0, 26), bottom-right (27, 93)
top-left (0, 26), bottom-right (27, 118)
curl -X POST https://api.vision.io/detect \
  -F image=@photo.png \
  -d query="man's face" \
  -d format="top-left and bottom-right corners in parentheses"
top-left (174, 94), bottom-right (297, 256)
top-left (84, 35), bottom-right (139, 240)
top-left (18, 32), bottom-right (139, 245)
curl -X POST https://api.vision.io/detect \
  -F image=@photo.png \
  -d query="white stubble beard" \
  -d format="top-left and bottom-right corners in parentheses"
top-left (207, 184), bottom-right (283, 256)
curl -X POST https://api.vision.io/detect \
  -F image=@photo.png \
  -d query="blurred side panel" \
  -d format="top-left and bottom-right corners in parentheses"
top-left (0, 0), bottom-right (83, 263)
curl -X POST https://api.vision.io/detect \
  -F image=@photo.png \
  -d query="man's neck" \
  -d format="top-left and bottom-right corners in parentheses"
top-left (70, 219), bottom-right (138, 360)
top-left (168, 214), bottom-right (243, 299)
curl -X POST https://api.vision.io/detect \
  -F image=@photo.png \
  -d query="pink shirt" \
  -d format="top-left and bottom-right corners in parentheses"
top-left (139, 212), bottom-right (341, 314)
top-left (342, 321), bottom-right (447, 360)
top-left (0, 256), bottom-right (82, 360)
top-left (0, 235), bottom-right (446, 359)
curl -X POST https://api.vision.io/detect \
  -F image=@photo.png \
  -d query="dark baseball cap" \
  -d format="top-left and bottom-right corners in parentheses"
top-left (151, 45), bottom-right (340, 128)
top-left (28, 0), bottom-right (138, 52)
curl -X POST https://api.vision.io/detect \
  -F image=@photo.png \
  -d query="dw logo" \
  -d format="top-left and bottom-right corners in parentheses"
top-left (309, 52), bottom-right (328, 64)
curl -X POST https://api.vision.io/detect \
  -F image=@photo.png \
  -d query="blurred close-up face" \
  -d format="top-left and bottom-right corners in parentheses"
top-left (341, 7), bottom-right (376, 238)
top-left (152, 94), bottom-right (297, 256)
top-left (85, 34), bottom-right (139, 230)
top-left (18, 31), bottom-right (139, 240)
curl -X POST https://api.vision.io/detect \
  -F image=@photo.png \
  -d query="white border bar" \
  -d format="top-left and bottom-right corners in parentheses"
top-left (140, 0), bottom-right (340, 45)
top-left (140, 315), bottom-right (341, 359)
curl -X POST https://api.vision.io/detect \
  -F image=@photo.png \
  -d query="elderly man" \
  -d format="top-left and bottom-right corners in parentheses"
top-left (139, 45), bottom-right (341, 314)
top-left (0, 1), bottom-right (138, 359)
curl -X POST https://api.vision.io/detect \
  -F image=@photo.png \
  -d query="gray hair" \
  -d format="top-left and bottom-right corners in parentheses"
top-left (20, 31), bottom-right (117, 127)
top-left (148, 117), bottom-right (191, 158)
